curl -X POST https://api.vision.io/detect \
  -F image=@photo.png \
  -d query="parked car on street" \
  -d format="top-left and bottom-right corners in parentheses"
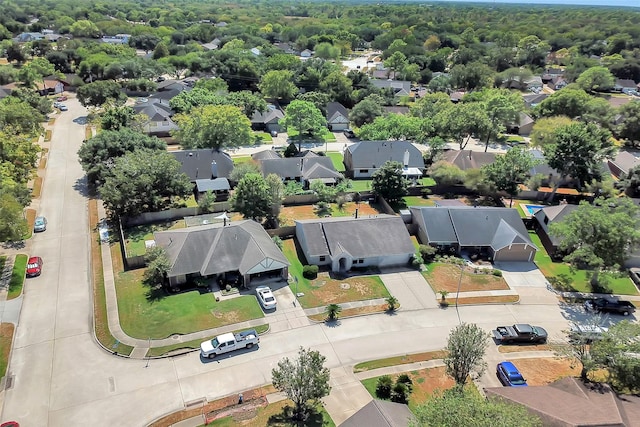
top-left (56, 95), bottom-right (67, 101)
top-left (26, 256), bottom-right (43, 277)
top-left (256, 286), bottom-right (277, 310)
top-left (493, 324), bottom-right (547, 344)
top-left (34, 216), bottom-right (47, 232)
top-left (58, 104), bottom-right (68, 111)
top-left (497, 361), bottom-right (528, 387)
top-left (568, 324), bottom-right (608, 343)
top-left (200, 329), bottom-right (259, 359)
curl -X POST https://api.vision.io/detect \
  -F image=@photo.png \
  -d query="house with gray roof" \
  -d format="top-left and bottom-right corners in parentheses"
top-left (411, 206), bottom-right (537, 262)
top-left (608, 150), bottom-right (640, 179)
top-left (344, 140), bottom-right (424, 179)
top-left (326, 102), bottom-right (350, 131)
top-left (170, 149), bottom-right (234, 181)
top-left (532, 203), bottom-right (578, 257)
top-left (153, 220), bottom-right (289, 287)
top-left (295, 215), bottom-right (415, 273)
top-left (253, 150), bottom-right (343, 187)
top-left (251, 104), bottom-right (284, 133)
top-left (506, 112), bottom-right (535, 136)
top-left (370, 79), bottom-right (412, 97)
top-left (132, 98), bottom-right (178, 137)
top-left (442, 150), bottom-right (496, 171)
top-left (339, 399), bottom-right (414, 427)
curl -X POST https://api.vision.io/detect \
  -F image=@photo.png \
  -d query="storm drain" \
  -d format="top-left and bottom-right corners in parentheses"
top-left (4, 375), bottom-right (14, 390)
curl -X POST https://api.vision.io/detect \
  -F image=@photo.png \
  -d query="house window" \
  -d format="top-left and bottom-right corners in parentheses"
top-left (319, 256), bottom-right (326, 262)
top-left (359, 169), bottom-right (368, 173)
top-left (543, 217), bottom-right (549, 225)
top-left (357, 259), bottom-right (364, 264)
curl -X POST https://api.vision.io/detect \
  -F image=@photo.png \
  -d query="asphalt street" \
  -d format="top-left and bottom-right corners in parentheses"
top-left (0, 98), bottom-right (573, 427)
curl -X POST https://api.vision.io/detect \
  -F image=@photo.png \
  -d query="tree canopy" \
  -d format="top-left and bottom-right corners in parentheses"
top-left (173, 104), bottom-right (253, 150)
top-left (444, 323), bottom-right (489, 389)
top-left (230, 173), bottom-right (272, 221)
top-left (371, 161), bottom-right (408, 203)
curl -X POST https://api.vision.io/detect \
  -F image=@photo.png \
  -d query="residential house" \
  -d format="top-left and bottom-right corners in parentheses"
top-left (202, 38), bottom-right (221, 50)
top-left (532, 203), bottom-right (578, 256)
top-left (550, 76), bottom-right (568, 90)
top-left (370, 79), bottom-right (412, 97)
top-left (506, 112), bottom-right (535, 136)
top-left (252, 150), bottom-right (343, 187)
top-left (251, 104), bottom-right (284, 133)
top-left (383, 106), bottom-right (410, 115)
top-left (215, 21), bottom-right (228, 27)
top-left (14, 32), bottom-right (44, 42)
top-left (450, 91), bottom-right (465, 103)
top-left (411, 206), bottom-right (537, 262)
top-left (154, 220), bottom-right (289, 287)
top-left (300, 49), bottom-right (313, 58)
top-left (529, 149), bottom-right (574, 188)
top-left (485, 377), bottom-right (640, 427)
top-left (614, 79), bottom-right (638, 93)
top-left (339, 399), bottom-right (415, 427)
top-left (608, 150), bottom-right (640, 178)
top-left (35, 78), bottom-right (65, 95)
top-left (194, 177), bottom-right (230, 202)
top-left (273, 42), bottom-right (298, 55)
top-left (156, 79), bottom-right (194, 93)
top-left (132, 98), bottom-right (178, 137)
top-left (442, 150), bottom-right (497, 171)
top-left (0, 86), bottom-right (12, 99)
top-left (541, 68), bottom-right (564, 83)
top-left (523, 93), bottom-right (548, 108)
top-left (344, 140), bottom-right (424, 179)
top-left (525, 76), bottom-right (543, 92)
top-left (250, 47), bottom-right (261, 56)
top-left (101, 34), bottom-right (131, 44)
top-left (326, 102), bottom-right (350, 131)
top-left (295, 215), bottom-right (415, 273)
top-left (170, 149), bottom-right (234, 181)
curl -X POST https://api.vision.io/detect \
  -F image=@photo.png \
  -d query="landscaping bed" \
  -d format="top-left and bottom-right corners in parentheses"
top-left (423, 262), bottom-right (509, 293)
top-left (7, 254), bottom-right (28, 300)
top-left (307, 304), bottom-right (389, 322)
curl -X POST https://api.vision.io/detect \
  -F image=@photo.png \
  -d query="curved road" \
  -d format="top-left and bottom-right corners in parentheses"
top-left (1, 98), bottom-right (571, 426)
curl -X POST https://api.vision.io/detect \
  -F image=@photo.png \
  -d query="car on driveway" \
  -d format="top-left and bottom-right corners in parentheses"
top-left (56, 95), bottom-right (67, 101)
top-left (34, 216), bottom-right (47, 232)
top-left (26, 256), bottom-right (43, 277)
top-left (256, 286), bottom-right (277, 310)
top-left (497, 361), bottom-right (528, 387)
top-left (343, 128), bottom-right (356, 138)
top-left (270, 130), bottom-right (278, 137)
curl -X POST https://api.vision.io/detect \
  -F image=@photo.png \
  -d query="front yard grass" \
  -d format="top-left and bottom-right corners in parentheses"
top-left (7, 254), bottom-right (28, 300)
top-left (204, 400), bottom-right (334, 427)
top-left (124, 220), bottom-right (186, 257)
top-left (529, 231), bottom-right (638, 295)
top-left (403, 196), bottom-right (436, 208)
top-left (422, 262), bottom-right (509, 293)
top-left (287, 128), bottom-right (336, 142)
top-left (113, 262), bottom-right (265, 339)
top-left (283, 239), bottom-right (390, 308)
top-left (254, 131), bottom-right (273, 143)
top-left (232, 155), bottom-right (253, 165)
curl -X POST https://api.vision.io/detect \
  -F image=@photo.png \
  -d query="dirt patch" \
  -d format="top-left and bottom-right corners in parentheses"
top-left (303, 275), bottom-right (388, 306)
top-left (513, 358), bottom-right (580, 386)
top-left (278, 202), bottom-right (380, 226)
top-left (424, 263), bottom-right (509, 293)
top-left (308, 304), bottom-right (388, 321)
top-left (148, 385), bottom-right (276, 427)
top-left (31, 176), bottom-right (43, 198)
top-left (408, 367), bottom-right (457, 403)
top-left (25, 208), bottom-right (36, 232)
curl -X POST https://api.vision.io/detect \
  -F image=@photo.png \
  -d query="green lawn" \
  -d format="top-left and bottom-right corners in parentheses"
top-left (178, 195), bottom-right (198, 208)
top-left (350, 179), bottom-right (373, 191)
top-left (232, 156), bottom-right (253, 165)
top-left (115, 269), bottom-right (265, 339)
top-left (254, 131), bottom-right (273, 144)
top-left (124, 220), bottom-right (185, 257)
top-left (420, 177), bottom-right (436, 186)
top-left (7, 254), bottom-right (27, 300)
top-left (287, 128), bottom-right (336, 142)
top-left (529, 231), bottom-right (638, 295)
top-left (327, 152), bottom-right (346, 172)
top-left (403, 196), bottom-right (436, 208)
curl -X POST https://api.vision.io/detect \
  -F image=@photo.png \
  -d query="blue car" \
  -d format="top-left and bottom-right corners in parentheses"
top-left (497, 361), bottom-right (528, 387)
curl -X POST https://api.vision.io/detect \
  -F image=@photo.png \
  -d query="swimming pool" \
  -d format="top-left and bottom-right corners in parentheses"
top-left (523, 204), bottom-right (544, 215)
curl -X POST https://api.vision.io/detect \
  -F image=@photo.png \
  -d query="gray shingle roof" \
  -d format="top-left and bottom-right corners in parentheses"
top-left (258, 156), bottom-right (341, 181)
top-left (251, 105), bottom-right (284, 125)
top-left (327, 102), bottom-right (349, 124)
top-left (132, 100), bottom-right (173, 121)
top-left (170, 149), bottom-right (234, 181)
top-left (411, 207), bottom-right (535, 250)
top-left (339, 399), bottom-right (414, 427)
top-left (154, 220), bottom-right (289, 278)
top-left (195, 178), bottom-right (230, 192)
top-left (252, 150), bottom-right (282, 161)
top-left (442, 150), bottom-right (496, 171)
top-left (346, 141), bottom-right (424, 170)
top-left (296, 215), bottom-right (414, 259)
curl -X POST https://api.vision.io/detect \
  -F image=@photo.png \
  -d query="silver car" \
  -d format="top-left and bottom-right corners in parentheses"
top-left (256, 286), bottom-right (277, 310)
top-left (34, 216), bottom-right (47, 232)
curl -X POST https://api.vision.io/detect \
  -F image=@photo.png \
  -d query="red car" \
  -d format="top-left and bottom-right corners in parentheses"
top-left (26, 256), bottom-right (43, 277)
top-left (56, 95), bottom-right (67, 101)
top-left (1, 421), bottom-right (20, 427)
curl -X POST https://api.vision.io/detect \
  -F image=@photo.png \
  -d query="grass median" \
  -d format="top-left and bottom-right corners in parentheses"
top-left (7, 254), bottom-right (27, 300)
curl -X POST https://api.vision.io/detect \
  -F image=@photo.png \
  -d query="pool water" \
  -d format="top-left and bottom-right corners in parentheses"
top-left (523, 204), bottom-right (544, 215)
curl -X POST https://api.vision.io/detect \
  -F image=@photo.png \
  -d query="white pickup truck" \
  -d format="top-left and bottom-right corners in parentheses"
top-left (200, 329), bottom-right (259, 359)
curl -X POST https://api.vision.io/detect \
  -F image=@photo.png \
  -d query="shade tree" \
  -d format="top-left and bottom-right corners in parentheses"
top-left (173, 104), bottom-right (253, 150)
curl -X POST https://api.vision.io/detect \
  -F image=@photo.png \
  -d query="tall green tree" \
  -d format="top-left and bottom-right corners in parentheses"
top-left (435, 102), bottom-right (490, 150)
top-left (100, 106), bottom-right (137, 132)
top-left (78, 129), bottom-right (166, 185)
top-left (279, 100), bottom-right (327, 148)
top-left (465, 89), bottom-right (523, 152)
top-left (271, 347), bottom-right (331, 422)
top-left (482, 147), bottom-right (537, 207)
top-left (543, 122), bottom-right (614, 193)
top-left (230, 173), bottom-right (272, 221)
top-left (550, 197), bottom-right (640, 289)
top-left (349, 94), bottom-right (385, 127)
top-left (529, 116), bottom-right (574, 148)
top-left (76, 81), bottom-right (127, 107)
top-left (0, 191), bottom-right (28, 242)
top-left (591, 321), bottom-right (640, 393)
top-left (100, 149), bottom-right (192, 218)
top-left (259, 70), bottom-right (298, 101)
top-left (615, 101), bottom-right (640, 144)
top-left (576, 66), bottom-right (615, 93)
top-left (173, 104), bottom-right (253, 150)
top-left (534, 87), bottom-right (594, 119)
top-left (444, 323), bottom-right (489, 389)
top-left (411, 388), bottom-right (542, 427)
top-left (0, 97), bottom-right (44, 136)
top-left (371, 161), bottom-right (408, 203)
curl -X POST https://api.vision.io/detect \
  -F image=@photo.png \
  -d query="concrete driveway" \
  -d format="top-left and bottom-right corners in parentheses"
top-left (379, 270), bottom-right (438, 310)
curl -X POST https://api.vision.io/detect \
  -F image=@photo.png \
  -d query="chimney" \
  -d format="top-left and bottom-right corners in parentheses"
top-left (211, 160), bottom-right (217, 179)
top-left (403, 149), bottom-right (410, 168)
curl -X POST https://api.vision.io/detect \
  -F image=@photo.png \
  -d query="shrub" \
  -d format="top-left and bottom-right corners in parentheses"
top-left (302, 264), bottom-right (319, 279)
top-left (421, 187), bottom-right (432, 198)
top-left (386, 295), bottom-right (399, 311)
top-left (375, 375), bottom-right (393, 399)
top-left (225, 284), bottom-right (232, 292)
top-left (418, 244), bottom-right (437, 262)
top-left (325, 303), bottom-right (342, 321)
top-left (390, 382), bottom-right (410, 404)
top-left (396, 374), bottom-right (413, 391)
top-left (412, 252), bottom-right (424, 268)
top-left (492, 269), bottom-right (502, 277)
